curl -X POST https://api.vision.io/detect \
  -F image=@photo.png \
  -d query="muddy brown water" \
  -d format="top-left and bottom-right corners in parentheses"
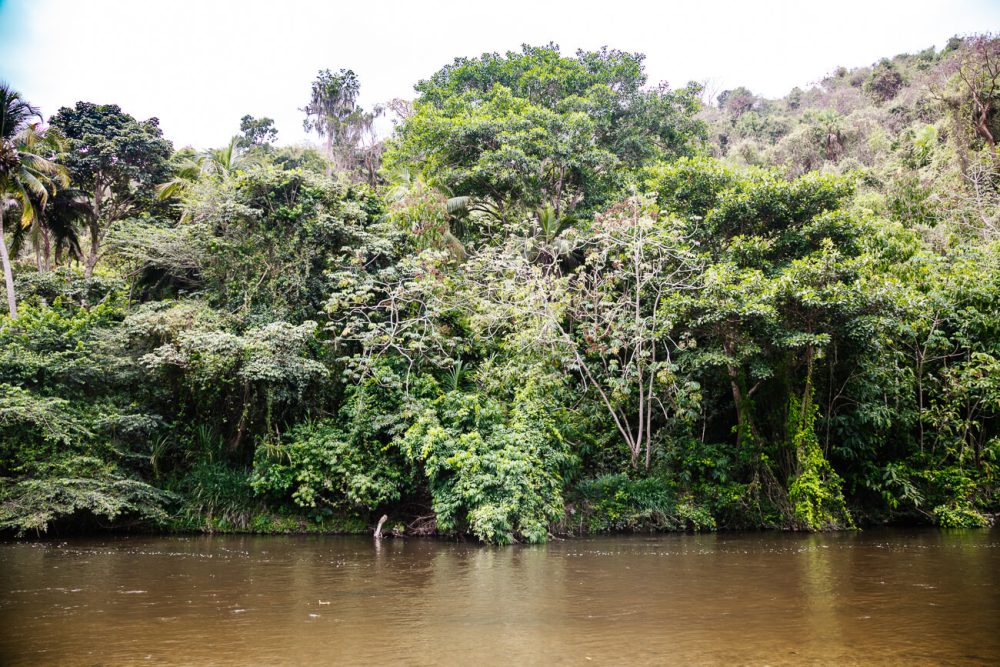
top-left (1, 530), bottom-right (998, 665)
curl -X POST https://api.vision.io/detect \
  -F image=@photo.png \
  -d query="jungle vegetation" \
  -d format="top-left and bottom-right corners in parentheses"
top-left (2, 36), bottom-right (1000, 543)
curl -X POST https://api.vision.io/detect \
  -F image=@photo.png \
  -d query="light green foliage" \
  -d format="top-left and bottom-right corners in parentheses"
top-left (932, 502), bottom-right (990, 528)
top-left (384, 44), bottom-right (704, 233)
top-left (400, 377), bottom-right (574, 544)
top-left (786, 392), bottom-right (852, 530)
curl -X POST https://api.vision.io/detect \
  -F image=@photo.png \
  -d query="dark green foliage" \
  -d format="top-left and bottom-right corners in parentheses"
top-left (251, 380), bottom-right (412, 512)
top-left (0, 456), bottom-right (175, 535)
top-left (864, 59), bottom-right (905, 104)
top-left (49, 102), bottom-right (173, 274)
top-left (169, 462), bottom-right (262, 532)
top-left (569, 474), bottom-right (714, 533)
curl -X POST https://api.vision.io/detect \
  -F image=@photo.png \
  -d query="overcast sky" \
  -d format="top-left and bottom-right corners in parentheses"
top-left (1, 0), bottom-right (997, 149)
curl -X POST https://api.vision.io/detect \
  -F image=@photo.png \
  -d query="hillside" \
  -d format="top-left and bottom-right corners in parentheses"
top-left (703, 35), bottom-right (998, 238)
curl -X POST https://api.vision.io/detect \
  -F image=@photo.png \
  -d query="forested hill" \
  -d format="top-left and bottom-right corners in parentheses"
top-left (1, 36), bottom-right (998, 544)
top-left (702, 35), bottom-right (997, 234)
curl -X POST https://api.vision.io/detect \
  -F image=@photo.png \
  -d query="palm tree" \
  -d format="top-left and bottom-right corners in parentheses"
top-left (9, 186), bottom-right (89, 271)
top-left (0, 83), bottom-right (69, 318)
top-left (524, 204), bottom-right (580, 272)
top-left (387, 169), bottom-right (468, 260)
top-left (201, 135), bottom-right (252, 178)
top-left (156, 137), bottom-right (255, 218)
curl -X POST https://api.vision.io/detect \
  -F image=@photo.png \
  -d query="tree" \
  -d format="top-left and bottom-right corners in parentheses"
top-left (864, 59), bottom-right (905, 104)
top-left (454, 197), bottom-right (701, 470)
top-left (201, 136), bottom-right (253, 178)
top-left (647, 158), bottom-right (881, 527)
top-left (718, 86), bottom-right (758, 118)
top-left (0, 84), bottom-right (68, 318)
top-left (155, 137), bottom-right (256, 211)
top-left (383, 45), bottom-right (705, 233)
top-left (34, 188), bottom-right (90, 270)
top-left (49, 102), bottom-right (172, 277)
top-left (557, 197), bottom-right (701, 468)
top-left (303, 68), bottom-right (383, 179)
top-left (955, 34), bottom-right (1000, 160)
top-left (7, 186), bottom-right (89, 273)
top-left (238, 115), bottom-right (277, 147)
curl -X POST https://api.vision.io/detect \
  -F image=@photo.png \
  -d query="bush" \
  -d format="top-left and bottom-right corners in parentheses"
top-left (863, 60), bottom-right (904, 104)
top-left (0, 456), bottom-right (174, 535)
top-left (569, 474), bottom-right (715, 533)
top-left (251, 418), bottom-right (407, 512)
top-left (399, 380), bottom-right (574, 544)
top-left (171, 462), bottom-right (262, 531)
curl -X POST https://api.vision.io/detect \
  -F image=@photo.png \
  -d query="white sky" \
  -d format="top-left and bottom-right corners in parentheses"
top-left (1, 0), bottom-right (997, 150)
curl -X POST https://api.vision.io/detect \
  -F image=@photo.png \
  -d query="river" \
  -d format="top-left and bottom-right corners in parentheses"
top-left (1, 529), bottom-right (998, 665)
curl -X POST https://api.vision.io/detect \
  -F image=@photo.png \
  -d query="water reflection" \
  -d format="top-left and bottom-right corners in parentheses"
top-left (1, 529), bottom-right (998, 665)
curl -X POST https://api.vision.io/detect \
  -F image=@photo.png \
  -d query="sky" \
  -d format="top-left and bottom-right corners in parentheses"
top-left (1, 0), bottom-right (998, 150)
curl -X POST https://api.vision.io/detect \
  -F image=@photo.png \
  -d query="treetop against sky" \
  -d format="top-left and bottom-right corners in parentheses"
top-left (0, 0), bottom-right (997, 148)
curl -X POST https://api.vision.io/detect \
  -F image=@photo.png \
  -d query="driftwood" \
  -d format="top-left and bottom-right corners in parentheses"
top-left (407, 514), bottom-right (437, 536)
top-left (374, 514), bottom-right (388, 539)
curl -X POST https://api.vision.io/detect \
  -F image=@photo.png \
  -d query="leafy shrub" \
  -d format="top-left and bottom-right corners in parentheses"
top-left (863, 60), bottom-right (904, 104)
top-left (400, 381), bottom-right (574, 544)
top-left (251, 418), bottom-right (407, 511)
top-left (569, 473), bottom-right (715, 533)
top-left (933, 502), bottom-right (990, 528)
top-left (251, 376), bottom-right (412, 514)
top-left (0, 456), bottom-right (174, 535)
top-left (171, 462), bottom-right (262, 531)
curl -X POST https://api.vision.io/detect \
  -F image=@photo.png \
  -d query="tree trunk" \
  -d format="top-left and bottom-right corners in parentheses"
top-left (0, 208), bottom-right (17, 319)
top-left (724, 338), bottom-right (759, 447)
top-left (41, 224), bottom-right (51, 272)
top-left (84, 217), bottom-right (100, 279)
top-left (325, 133), bottom-right (334, 177)
top-left (32, 219), bottom-right (43, 272)
top-left (973, 101), bottom-right (996, 160)
top-left (728, 371), bottom-right (758, 448)
top-left (85, 184), bottom-right (103, 279)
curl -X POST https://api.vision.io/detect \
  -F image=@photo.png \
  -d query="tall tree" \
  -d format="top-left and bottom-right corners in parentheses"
top-left (302, 68), bottom-right (383, 180)
top-left (49, 102), bottom-right (172, 277)
top-left (0, 84), bottom-right (68, 318)
top-left (383, 45), bottom-right (705, 235)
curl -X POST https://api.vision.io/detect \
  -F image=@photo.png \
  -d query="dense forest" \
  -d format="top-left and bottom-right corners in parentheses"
top-left (2, 35), bottom-right (999, 544)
